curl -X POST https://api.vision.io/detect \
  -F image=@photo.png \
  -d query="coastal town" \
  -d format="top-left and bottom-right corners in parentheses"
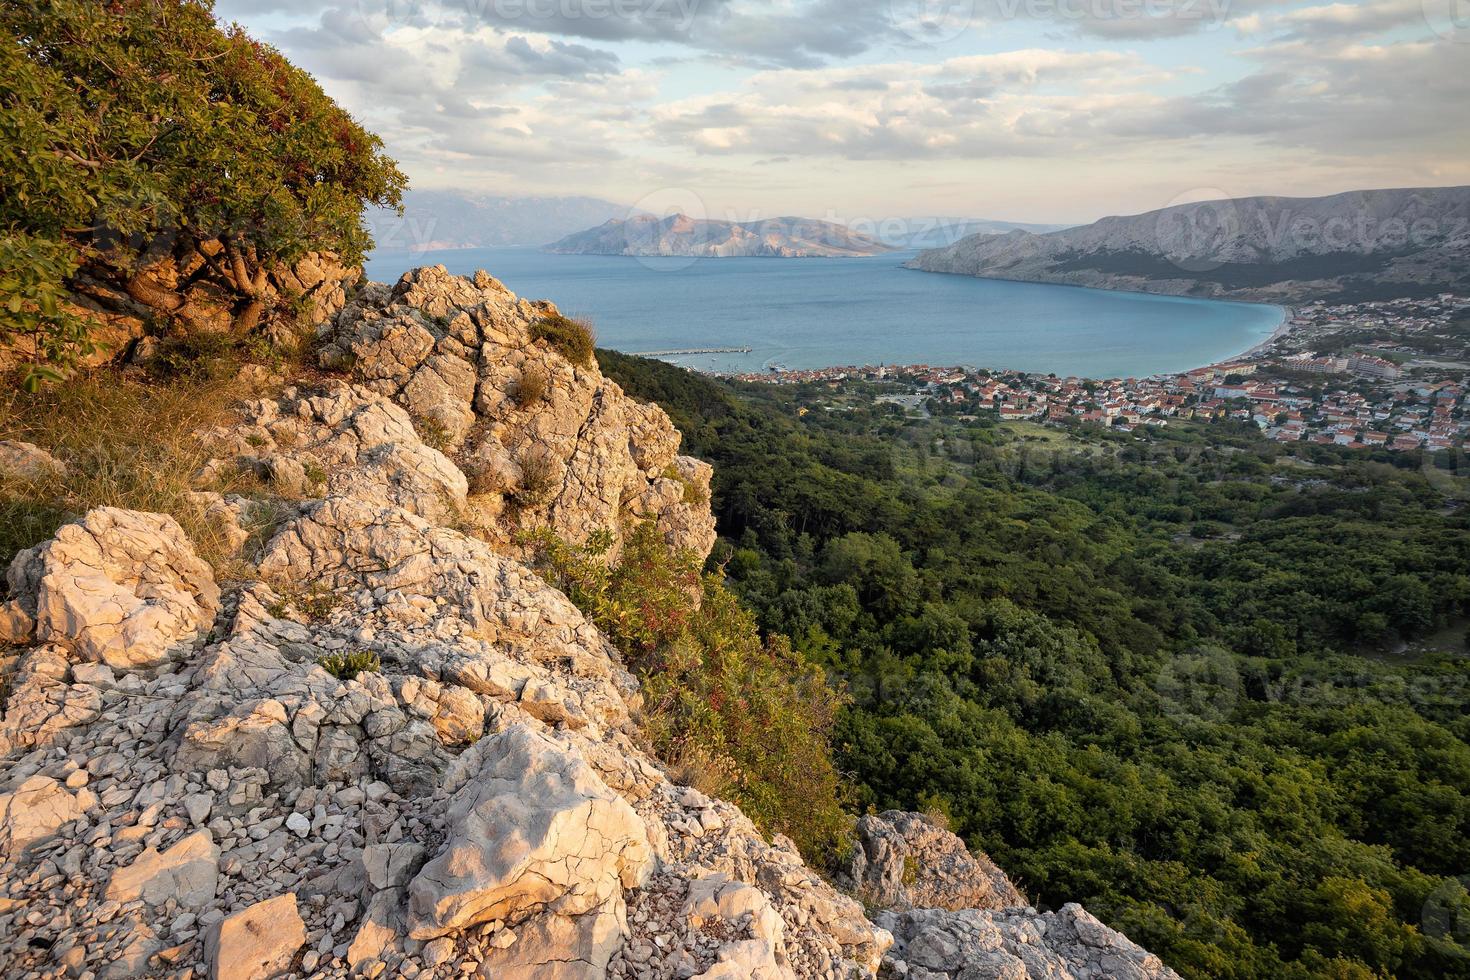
top-left (726, 294), bottom-right (1470, 453)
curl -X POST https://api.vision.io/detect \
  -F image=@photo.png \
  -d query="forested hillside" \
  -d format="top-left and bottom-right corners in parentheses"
top-left (599, 349), bottom-right (1470, 980)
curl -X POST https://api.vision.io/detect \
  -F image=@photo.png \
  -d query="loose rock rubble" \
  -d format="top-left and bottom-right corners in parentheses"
top-left (0, 266), bottom-right (1179, 980)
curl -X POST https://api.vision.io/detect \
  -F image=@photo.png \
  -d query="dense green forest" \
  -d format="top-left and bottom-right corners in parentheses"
top-left (598, 349), bottom-right (1470, 980)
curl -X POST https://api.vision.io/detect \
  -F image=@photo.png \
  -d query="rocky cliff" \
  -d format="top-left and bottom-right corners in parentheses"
top-left (0, 266), bottom-right (1178, 980)
top-left (908, 185), bottom-right (1470, 302)
top-left (546, 215), bottom-right (895, 259)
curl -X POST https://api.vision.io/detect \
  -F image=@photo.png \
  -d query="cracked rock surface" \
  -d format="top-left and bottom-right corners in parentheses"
top-left (0, 266), bottom-right (1177, 980)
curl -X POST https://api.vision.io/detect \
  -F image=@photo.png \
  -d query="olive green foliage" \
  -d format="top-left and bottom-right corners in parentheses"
top-left (317, 649), bottom-right (380, 681)
top-left (0, 0), bottom-right (406, 380)
top-left (599, 349), bottom-right (1470, 980)
top-left (527, 523), bottom-right (850, 859)
top-left (530, 314), bottom-right (595, 367)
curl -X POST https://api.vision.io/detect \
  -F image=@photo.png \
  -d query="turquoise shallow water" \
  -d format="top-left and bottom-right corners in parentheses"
top-left (364, 247), bottom-right (1284, 379)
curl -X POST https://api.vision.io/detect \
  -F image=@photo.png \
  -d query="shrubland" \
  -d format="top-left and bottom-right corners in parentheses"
top-left (0, 0), bottom-right (405, 385)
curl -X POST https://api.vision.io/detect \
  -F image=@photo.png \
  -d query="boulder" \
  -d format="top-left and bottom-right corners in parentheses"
top-left (407, 724), bottom-right (653, 939)
top-left (684, 875), bottom-right (794, 980)
top-left (878, 904), bottom-right (1183, 980)
top-left (10, 508), bottom-right (220, 670)
top-left (204, 892), bottom-right (307, 980)
top-left (105, 830), bottom-right (219, 908)
top-left (0, 440), bottom-right (66, 482)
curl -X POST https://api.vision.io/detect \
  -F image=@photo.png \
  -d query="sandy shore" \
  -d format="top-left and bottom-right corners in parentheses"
top-left (1236, 305), bottom-right (1296, 360)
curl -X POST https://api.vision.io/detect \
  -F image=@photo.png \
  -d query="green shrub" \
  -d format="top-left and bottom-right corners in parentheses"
top-left (530, 314), bottom-right (595, 367)
top-left (317, 649), bottom-right (380, 681)
top-left (526, 523), bottom-right (851, 860)
top-left (513, 367), bottom-right (549, 409)
top-left (0, 0), bottom-right (406, 379)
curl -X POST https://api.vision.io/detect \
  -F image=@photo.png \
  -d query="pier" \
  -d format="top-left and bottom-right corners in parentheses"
top-left (631, 346), bottom-right (753, 356)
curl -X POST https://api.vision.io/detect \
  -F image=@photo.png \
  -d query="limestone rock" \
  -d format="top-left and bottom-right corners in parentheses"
top-left (7, 507), bottom-right (220, 669)
top-left (842, 811), bottom-right (1024, 913)
top-left (878, 904), bottom-right (1183, 980)
top-left (205, 892), bottom-right (307, 980)
top-left (318, 265), bottom-right (718, 560)
top-left (198, 381), bottom-right (467, 520)
top-left (105, 830), bottom-right (220, 908)
top-left (0, 775), bottom-right (80, 858)
top-left (407, 724), bottom-right (652, 939)
top-left (0, 440), bottom-right (66, 482)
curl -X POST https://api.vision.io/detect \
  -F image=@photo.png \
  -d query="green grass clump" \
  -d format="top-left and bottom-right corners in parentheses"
top-left (530, 314), bottom-right (595, 367)
top-left (317, 649), bottom-right (380, 681)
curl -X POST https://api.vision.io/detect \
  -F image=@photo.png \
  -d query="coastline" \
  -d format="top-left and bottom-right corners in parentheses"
top-left (900, 263), bottom-right (1295, 374)
top-left (1233, 306), bottom-right (1296, 362)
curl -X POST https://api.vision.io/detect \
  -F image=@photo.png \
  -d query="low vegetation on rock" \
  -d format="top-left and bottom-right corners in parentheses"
top-left (525, 524), bottom-right (850, 859)
top-left (530, 313), bottom-right (596, 367)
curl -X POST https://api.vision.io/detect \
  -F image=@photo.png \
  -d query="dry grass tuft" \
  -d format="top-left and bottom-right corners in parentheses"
top-left (512, 450), bottom-right (558, 507)
top-left (0, 369), bottom-right (263, 573)
top-left (513, 366), bottom-right (549, 409)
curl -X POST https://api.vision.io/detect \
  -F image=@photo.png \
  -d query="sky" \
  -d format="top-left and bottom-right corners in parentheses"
top-left (215, 0), bottom-right (1470, 225)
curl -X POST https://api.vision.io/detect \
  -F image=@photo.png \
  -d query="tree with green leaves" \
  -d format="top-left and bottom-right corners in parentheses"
top-left (0, 0), bottom-right (406, 386)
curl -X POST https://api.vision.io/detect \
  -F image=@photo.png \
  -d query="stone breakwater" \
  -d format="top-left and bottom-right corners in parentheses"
top-left (0, 266), bottom-right (1180, 980)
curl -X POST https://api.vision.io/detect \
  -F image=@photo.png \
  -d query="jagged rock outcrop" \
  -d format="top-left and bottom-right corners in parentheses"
top-left (0, 265), bottom-right (1177, 980)
top-left (840, 811), bottom-right (1024, 913)
top-left (879, 905), bottom-right (1180, 980)
top-left (313, 265), bottom-right (715, 559)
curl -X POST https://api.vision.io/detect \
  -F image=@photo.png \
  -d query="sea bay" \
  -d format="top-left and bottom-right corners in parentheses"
top-left (365, 247), bottom-right (1284, 379)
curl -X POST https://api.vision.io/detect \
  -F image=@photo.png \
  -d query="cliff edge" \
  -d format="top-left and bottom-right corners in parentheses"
top-left (0, 266), bottom-right (1178, 980)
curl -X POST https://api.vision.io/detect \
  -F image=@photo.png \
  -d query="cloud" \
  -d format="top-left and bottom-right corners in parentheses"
top-left (1259, 0), bottom-right (1428, 40)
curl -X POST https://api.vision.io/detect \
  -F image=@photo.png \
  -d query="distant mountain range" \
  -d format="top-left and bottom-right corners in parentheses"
top-left (546, 213), bottom-right (896, 258)
top-left (875, 217), bottom-right (1069, 249)
top-left (907, 186), bottom-right (1470, 303)
top-left (366, 191), bottom-right (628, 251)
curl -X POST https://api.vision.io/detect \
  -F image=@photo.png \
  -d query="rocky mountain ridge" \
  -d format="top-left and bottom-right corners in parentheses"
top-left (0, 265), bottom-right (1178, 980)
top-left (546, 215), bottom-right (895, 259)
top-left (907, 185), bottom-right (1470, 302)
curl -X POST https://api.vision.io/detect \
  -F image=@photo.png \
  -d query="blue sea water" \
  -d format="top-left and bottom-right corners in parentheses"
top-left (364, 247), bottom-right (1284, 379)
